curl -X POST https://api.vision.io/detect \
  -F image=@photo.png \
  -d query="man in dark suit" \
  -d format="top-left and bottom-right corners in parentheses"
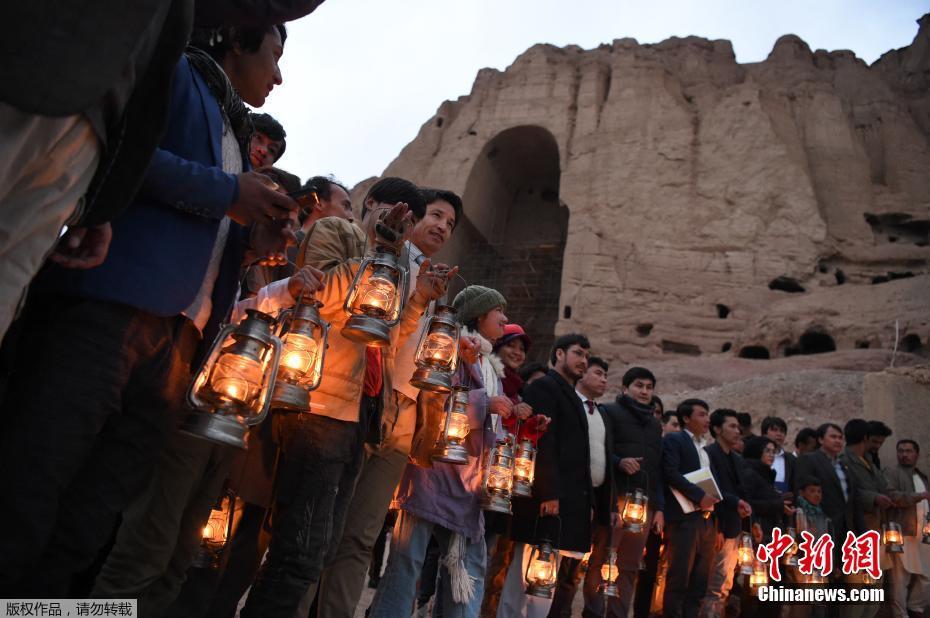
top-left (662, 399), bottom-right (720, 618)
top-left (794, 423), bottom-right (864, 565)
top-left (701, 409), bottom-right (752, 618)
top-left (762, 416), bottom-right (797, 495)
top-left (511, 334), bottom-right (613, 613)
top-left (0, 24), bottom-right (302, 595)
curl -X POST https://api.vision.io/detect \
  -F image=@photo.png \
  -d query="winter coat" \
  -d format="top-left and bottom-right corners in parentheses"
top-left (603, 394), bottom-right (665, 511)
top-left (392, 343), bottom-right (502, 543)
top-left (510, 369), bottom-right (613, 553)
top-left (296, 217), bottom-right (428, 423)
top-left (739, 459), bottom-right (785, 541)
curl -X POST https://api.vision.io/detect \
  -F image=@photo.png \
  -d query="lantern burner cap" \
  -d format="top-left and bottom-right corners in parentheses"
top-left (271, 381), bottom-right (311, 412)
top-left (342, 316), bottom-right (392, 346)
top-left (432, 443), bottom-right (470, 465)
top-left (180, 412), bottom-right (249, 450)
top-left (410, 366), bottom-right (454, 393)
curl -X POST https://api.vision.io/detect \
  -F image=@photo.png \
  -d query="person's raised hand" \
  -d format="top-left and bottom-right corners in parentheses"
top-left (489, 396), bottom-right (514, 419)
top-left (619, 457), bottom-right (642, 475)
top-left (48, 223), bottom-right (112, 269)
top-left (287, 265), bottom-right (325, 301)
top-left (540, 499), bottom-right (560, 517)
top-left (228, 171), bottom-right (298, 225)
top-left (513, 402), bottom-right (533, 421)
top-left (458, 336), bottom-right (480, 365)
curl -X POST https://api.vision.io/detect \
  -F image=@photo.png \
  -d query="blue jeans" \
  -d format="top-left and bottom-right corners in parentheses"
top-left (369, 510), bottom-right (487, 618)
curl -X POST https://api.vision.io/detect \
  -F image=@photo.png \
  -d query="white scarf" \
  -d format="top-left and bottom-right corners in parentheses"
top-left (461, 326), bottom-right (504, 398)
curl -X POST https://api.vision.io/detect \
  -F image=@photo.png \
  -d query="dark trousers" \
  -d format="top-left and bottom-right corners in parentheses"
top-left (548, 557), bottom-right (583, 618)
top-left (0, 296), bottom-right (198, 596)
top-left (369, 510), bottom-right (397, 586)
top-left (240, 399), bottom-right (372, 618)
top-left (634, 530), bottom-right (662, 618)
top-left (583, 519), bottom-right (652, 618)
top-left (663, 516), bottom-right (716, 618)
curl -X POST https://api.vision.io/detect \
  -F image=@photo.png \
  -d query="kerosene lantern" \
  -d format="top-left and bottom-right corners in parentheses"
top-left (181, 309), bottom-right (281, 449)
top-left (621, 488), bottom-right (648, 533)
top-left (341, 245), bottom-right (408, 346)
top-left (782, 526), bottom-right (799, 567)
top-left (749, 556), bottom-right (769, 594)
top-left (512, 437), bottom-right (536, 498)
top-left (271, 297), bottom-right (329, 411)
top-left (922, 512), bottom-right (930, 545)
top-left (598, 549), bottom-right (621, 598)
top-left (192, 490), bottom-right (236, 569)
top-left (481, 437), bottom-right (515, 514)
top-left (409, 305), bottom-right (460, 392)
top-left (525, 537), bottom-right (559, 598)
top-left (737, 531), bottom-right (755, 575)
top-left (431, 386), bottom-right (471, 464)
top-left (884, 522), bottom-right (904, 553)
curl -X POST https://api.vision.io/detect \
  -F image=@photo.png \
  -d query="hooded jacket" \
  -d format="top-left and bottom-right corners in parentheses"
top-left (391, 329), bottom-right (503, 542)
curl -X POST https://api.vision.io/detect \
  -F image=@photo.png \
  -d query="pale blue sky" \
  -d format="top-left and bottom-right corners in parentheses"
top-left (261, 0), bottom-right (927, 188)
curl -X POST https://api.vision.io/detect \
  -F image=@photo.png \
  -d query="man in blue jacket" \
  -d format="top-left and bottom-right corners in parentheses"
top-left (662, 399), bottom-right (720, 618)
top-left (0, 22), bottom-right (297, 596)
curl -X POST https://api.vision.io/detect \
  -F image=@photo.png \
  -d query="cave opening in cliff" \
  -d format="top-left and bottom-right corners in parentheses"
top-left (441, 125), bottom-right (567, 363)
top-left (784, 329), bottom-right (837, 356)
top-left (738, 346), bottom-right (771, 360)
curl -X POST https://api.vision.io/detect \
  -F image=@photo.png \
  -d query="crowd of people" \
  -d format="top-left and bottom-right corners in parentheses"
top-left (0, 4), bottom-right (927, 618)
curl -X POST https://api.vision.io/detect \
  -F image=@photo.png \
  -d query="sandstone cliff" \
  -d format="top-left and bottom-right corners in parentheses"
top-left (362, 16), bottom-right (930, 430)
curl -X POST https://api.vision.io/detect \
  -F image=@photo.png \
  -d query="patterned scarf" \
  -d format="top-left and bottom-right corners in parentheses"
top-left (185, 46), bottom-right (253, 156)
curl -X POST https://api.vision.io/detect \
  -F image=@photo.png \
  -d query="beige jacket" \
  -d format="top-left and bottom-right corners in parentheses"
top-left (298, 217), bottom-right (428, 423)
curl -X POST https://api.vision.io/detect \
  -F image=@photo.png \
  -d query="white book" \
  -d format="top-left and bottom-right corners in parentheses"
top-left (670, 467), bottom-right (722, 514)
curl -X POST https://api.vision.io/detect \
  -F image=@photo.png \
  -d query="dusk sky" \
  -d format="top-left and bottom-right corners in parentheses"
top-left (261, 0), bottom-right (927, 188)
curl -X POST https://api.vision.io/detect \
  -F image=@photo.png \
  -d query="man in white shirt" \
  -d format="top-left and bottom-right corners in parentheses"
top-left (544, 357), bottom-right (610, 617)
top-left (662, 399), bottom-right (720, 618)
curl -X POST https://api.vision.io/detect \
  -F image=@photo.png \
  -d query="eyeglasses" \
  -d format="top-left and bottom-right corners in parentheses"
top-left (763, 447), bottom-right (776, 454)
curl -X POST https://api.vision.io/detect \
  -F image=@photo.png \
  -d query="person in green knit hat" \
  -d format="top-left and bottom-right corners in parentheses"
top-left (369, 284), bottom-right (531, 618)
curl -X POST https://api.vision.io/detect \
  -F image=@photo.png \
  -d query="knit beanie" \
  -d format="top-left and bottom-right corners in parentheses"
top-left (451, 285), bottom-right (506, 325)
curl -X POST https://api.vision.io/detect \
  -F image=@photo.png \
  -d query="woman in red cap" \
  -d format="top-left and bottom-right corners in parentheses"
top-left (481, 324), bottom-right (551, 615)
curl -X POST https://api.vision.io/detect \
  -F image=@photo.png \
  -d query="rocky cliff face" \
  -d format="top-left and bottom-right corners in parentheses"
top-left (367, 16), bottom-right (930, 426)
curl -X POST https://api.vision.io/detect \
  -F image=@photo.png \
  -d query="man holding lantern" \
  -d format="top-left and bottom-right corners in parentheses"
top-left (368, 284), bottom-right (516, 618)
top-left (584, 366), bottom-right (665, 618)
top-left (241, 178), bottom-right (455, 617)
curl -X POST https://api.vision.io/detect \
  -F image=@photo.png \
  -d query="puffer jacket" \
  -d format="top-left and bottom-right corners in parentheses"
top-left (392, 355), bottom-right (502, 542)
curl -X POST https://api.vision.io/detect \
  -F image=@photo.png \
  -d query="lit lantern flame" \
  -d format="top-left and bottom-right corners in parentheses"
top-left (601, 558), bottom-right (619, 584)
top-left (621, 489), bottom-right (648, 532)
top-left (749, 557), bottom-right (769, 593)
top-left (423, 332), bottom-right (456, 363)
top-left (280, 332), bottom-right (319, 377)
top-left (211, 353), bottom-right (263, 405)
top-left (358, 274), bottom-right (396, 317)
top-left (922, 513), bottom-right (930, 545)
top-left (738, 532), bottom-right (754, 575)
top-left (445, 411), bottom-right (469, 442)
top-left (885, 522), bottom-right (904, 552)
top-left (487, 465), bottom-right (513, 491)
top-left (525, 539), bottom-right (559, 598)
